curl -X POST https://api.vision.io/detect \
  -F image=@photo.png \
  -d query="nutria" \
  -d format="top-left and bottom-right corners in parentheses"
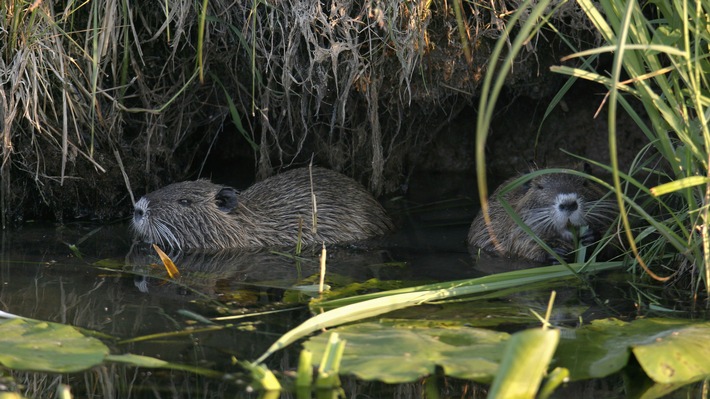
top-left (468, 169), bottom-right (617, 262)
top-left (132, 167), bottom-right (393, 251)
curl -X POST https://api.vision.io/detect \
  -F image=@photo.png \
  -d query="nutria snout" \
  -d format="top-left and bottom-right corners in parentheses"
top-left (132, 167), bottom-right (394, 251)
top-left (468, 170), bottom-right (617, 262)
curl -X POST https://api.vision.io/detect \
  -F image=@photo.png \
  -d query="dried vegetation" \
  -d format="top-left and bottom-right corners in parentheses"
top-left (0, 0), bottom-right (595, 225)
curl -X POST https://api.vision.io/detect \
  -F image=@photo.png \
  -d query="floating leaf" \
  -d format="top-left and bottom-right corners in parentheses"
top-left (0, 319), bottom-right (109, 373)
top-left (555, 318), bottom-right (710, 383)
top-left (258, 262), bottom-right (622, 363)
top-left (632, 322), bottom-right (710, 384)
top-left (554, 318), bottom-right (631, 380)
top-left (303, 321), bottom-right (509, 384)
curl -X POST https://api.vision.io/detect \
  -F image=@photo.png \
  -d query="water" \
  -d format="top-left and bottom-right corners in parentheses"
top-left (0, 172), bottom-right (700, 398)
top-left (0, 171), bottom-right (478, 397)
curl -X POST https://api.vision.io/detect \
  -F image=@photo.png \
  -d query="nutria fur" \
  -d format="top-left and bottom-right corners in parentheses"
top-left (468, 170), bottom-right (617, 262)
top-left (132, 167), bottom-right (393, 251)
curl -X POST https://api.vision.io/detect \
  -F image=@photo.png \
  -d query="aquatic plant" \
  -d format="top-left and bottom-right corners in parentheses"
top-left (476, 0), bottom-right (710, 294)
top-left (554, 1), bottom-right (710, 292)
top-left (254, 0), bottom-right (710, 394)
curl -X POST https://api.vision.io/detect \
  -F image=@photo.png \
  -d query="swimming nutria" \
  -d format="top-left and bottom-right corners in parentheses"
top-left (132, 167), bottom-right (393, 251)
top-left (468, 169), bottom-right (617, 262)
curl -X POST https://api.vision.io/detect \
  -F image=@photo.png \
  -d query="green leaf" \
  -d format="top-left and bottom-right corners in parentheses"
top-left (650, 176), bottom-right (708, 196)
top-left (315, 332), bottom-right (346, 389)
top-left (241, 361), bottom-right (281, 392)
top-left (106, 353), bottom-right (170, 368)
top-left (555, 318), bottom-right (710, 383)
top-left (633, 324), bottom-right (710, 384)
top-left (257, 262), bottom-right (622, 364)
top-left (488, 328), bottom-right (560, 399)
top-left (0, 319), bottom-right (109, 373)
top-left (555, 318), bottom-right (632, 380)
top-left (296, 350), bottom-right (314, 387)
top-left (303, 322), bottom-right (509, 384)
top-left (651, 25), bottom-right (682, 47)
top-left (107, 353), bottom-right (224, 378)
top-left (539, 367), bottom-right (570, 399)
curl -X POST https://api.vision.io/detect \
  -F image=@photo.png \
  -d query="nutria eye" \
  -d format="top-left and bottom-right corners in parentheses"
top-left (536, 184), bottom-right (544, 190)
top-left (178, 199), bottom-right (191, 206)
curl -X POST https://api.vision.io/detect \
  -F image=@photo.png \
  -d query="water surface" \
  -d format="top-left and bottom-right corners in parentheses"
top-left (0, 171), bottom-right (652, 398)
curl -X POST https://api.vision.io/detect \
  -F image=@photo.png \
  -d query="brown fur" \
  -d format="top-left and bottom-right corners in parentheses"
top-left (468, 171), bottom-right (617, 262)
top-left (132, 167), bottom-right (393, 251)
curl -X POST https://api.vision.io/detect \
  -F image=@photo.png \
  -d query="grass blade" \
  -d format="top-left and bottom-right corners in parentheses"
top-left (255, 262), bottom-right (622, 363)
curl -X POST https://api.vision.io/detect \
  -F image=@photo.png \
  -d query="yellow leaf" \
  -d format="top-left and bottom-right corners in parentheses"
top-left (152, 244), bottom-right (181, 278)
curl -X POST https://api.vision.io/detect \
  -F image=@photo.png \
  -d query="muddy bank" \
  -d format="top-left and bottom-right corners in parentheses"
top-left (1, 0), bottom-right (612, 224)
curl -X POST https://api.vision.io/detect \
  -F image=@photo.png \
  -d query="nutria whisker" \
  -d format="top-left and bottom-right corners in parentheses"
top-left (584, 200), bottom-right (618, 226)
top-left (131, 167), bottom-right (393, 251)
top-left (521, 207), bottom-right (561, 236)
top-left (138, 216), bottom-right (181, 251)
top-left (156, 221), bottom-right (182, 250)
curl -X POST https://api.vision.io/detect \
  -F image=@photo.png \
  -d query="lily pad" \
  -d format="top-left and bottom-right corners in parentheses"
top-left (555, 318), bottom-right (710, 383)
top-left (0, 318), bottom-right (109, 373)
top-left (554, 318), bottom-right (631, 379)
top-left (632, 320), bottom-right (710, 384)
top-left (303, 321), bottom-right (509, 383)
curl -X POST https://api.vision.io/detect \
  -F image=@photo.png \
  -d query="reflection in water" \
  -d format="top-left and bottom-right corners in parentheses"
top-left (0, 212), bottom-right (482, 397)
top-left (0, 172), bottom-right (655, 398)
top-left (0, 225), bottom-right (283, 396)
top-left (125, 242), bottom-right (395, 297)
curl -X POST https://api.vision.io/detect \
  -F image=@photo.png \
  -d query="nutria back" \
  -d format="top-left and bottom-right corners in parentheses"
top-left (132, 167), bottom-right (394, 251)
top-left (468, 171), bottom-right (617, 262)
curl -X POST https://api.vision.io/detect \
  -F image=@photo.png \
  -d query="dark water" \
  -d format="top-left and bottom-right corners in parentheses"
top-left (0, 171), bottom-right (694, 398)
top-left (0, 172), bottom-right (480, 397)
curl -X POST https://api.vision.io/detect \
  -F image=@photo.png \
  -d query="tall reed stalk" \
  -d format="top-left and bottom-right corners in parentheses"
top-left (475, 0), bottom-right (710, 294)
top-left (549, 0), bottom-right (710, 293)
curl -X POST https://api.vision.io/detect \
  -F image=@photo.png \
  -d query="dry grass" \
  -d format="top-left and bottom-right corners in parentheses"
top-left (0, 0), bottom-right (596, 224)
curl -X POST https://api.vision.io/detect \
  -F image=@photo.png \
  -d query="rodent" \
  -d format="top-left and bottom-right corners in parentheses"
top-left (467, 169), bottom-right (617, 262)
top-left (132, 167), bottom-right (394, 251)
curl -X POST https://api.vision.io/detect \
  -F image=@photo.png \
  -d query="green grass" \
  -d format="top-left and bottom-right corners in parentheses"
top-left (553, 0), bottom-right (710, 293)
top-left (255, 261), bottom-right (622, 364)
top-left (476, 0), bottom-right (710, 294)
top-left (250, 0), bottom-right (710, 383)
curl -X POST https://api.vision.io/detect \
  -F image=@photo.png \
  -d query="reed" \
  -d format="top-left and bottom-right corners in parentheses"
top-left (548, 0), bottom-right (710, 293)
top-left (472, 0), bottom-right (710, 294)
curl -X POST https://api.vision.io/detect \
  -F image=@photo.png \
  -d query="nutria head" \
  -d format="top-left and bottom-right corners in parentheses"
top-left (468, 169), bottom-right (618, 262)
top-left (132, 180), bottom-right (244, 251)
top-left (513, 172), bottom-right (614, 241)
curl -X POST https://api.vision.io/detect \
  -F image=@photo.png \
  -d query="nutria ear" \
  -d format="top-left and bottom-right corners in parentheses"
top-left (215, 187), bottom-right (239, 213)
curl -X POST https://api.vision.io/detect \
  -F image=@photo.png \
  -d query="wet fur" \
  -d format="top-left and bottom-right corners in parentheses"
top-left (132, 167), bottom-right (394, 251)
top-left (468, 172), bottom-right (617, 262)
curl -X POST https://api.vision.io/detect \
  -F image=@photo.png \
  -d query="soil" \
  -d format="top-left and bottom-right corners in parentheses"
top-left (9, 78), bottom-right (648, 225)
top-left (417, 79), bottom-right (649, 185)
